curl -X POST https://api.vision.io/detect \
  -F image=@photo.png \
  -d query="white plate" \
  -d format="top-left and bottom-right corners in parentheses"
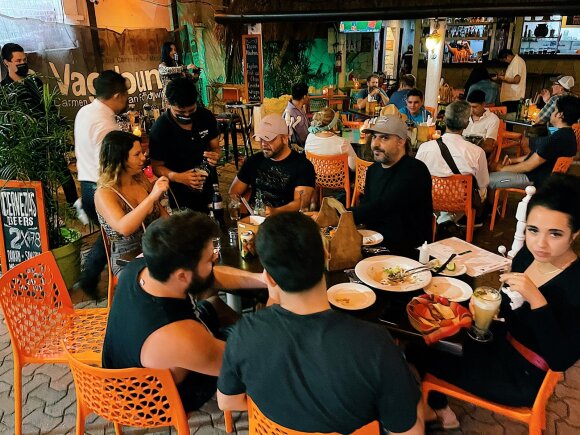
top-left (354, 255), bottom-right (432, 292)
top-left (358, 230), bottom-right (384, 246)
top-left (327, 283), bottom-right (377, 310)
top-left (424, 277), bottom-right (473, 302)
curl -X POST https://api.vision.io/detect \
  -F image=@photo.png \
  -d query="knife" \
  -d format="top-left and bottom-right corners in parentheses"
top-left (435, 253), bottom-right (457, 273)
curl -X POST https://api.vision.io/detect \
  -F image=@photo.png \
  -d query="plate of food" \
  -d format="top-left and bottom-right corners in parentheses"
top-left (407, 293), bottom-right (472, 335)
top-left (424, 277), bottom-right (473, 302)
top-left (354, 255), bottom-right (432, 292)
top-left (327, 283), bottom-right (376, 310)
top-left (428, 258), bottom-right (467, 277)
top-left (358, 229), bottom-right (384, 246)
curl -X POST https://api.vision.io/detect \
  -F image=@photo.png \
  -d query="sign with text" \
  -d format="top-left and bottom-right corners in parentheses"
top-left (242, 34), bottom-right (264, 103)
top-left (0, 181), bottom-right (49, 273)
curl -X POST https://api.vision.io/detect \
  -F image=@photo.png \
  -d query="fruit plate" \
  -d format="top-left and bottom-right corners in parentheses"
top-left (406, 294), bottom-right (472, 334)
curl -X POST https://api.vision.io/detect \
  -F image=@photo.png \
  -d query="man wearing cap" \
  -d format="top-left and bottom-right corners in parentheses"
top-left (351, 115), bottom-right (433, 257)
top-left (229, 114), bottom-right (315, 216)
top-left (536, 75), bottom-right (574, 125)
top-left (463, 90), bottom-right (501, 162)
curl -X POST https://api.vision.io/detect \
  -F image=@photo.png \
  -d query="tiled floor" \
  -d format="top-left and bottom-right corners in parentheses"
top-left (1, 154), bottom-right (579, 434)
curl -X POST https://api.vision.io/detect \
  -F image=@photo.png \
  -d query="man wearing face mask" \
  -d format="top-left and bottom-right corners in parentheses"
top-left (1, 43), bottom-right (81, 217)
top-left (74, 70), bottom-right (129, 298)
top-left (103, 211), bottom-right (265, 412)
top-left (149, 77), bottom-right (220, 212)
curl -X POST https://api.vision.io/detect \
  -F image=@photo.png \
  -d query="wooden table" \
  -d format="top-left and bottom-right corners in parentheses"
top-left (501, 113), bottom-right (533, 128)
top-left (346, 108), bottom-right (375, 119)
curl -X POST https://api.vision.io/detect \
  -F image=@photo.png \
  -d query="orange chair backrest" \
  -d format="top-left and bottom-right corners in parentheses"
top-left (344, 120), bottom-right (364, 129)
top-left (572, 123), bottom-right (580, 154)
top-left (431, 175), bottom-right (473, 214)
top-left (305, 151), bottom-right (351, 204)
top-left (0, 251), bottom-right (74, 360)
top-left (247, 397), bottom-right (379, 435)
top-left (65, 346), bottom-right (190, 432)
top-left (488, 106), bottom-right (507, 116)
top-left (351, 157), bottom-right (373, 206)
top-left (552, 156), bottom-right (573, 174)
top-left (425, 106), bottom-right (436, 118)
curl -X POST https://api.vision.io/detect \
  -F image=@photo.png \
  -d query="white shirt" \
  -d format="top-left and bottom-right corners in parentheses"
top-left (304, 133), bottom-right (357, 171)
top-left (416, 133), bottom-right (489, 195)
top-left (500, 54), bottom-right (526, 102)
top-left (74, 98), bottom-right (119, 182)
top-left (463, 109), bottom-right (500, 141)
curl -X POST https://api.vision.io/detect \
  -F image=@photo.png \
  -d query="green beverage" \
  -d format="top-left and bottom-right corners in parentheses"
top-left (469, 286), bottom-right (501, 342)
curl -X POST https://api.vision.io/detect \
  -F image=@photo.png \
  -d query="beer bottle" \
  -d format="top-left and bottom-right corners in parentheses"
top-left (212, 183), bottom-right (225, 228)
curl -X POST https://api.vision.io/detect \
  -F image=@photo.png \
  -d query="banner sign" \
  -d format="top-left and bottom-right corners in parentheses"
top-left (242, 34), bottom-right (264, 103)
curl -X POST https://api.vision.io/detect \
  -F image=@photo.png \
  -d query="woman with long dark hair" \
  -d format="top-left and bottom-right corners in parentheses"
top-left (158, 41), bottom-right (196, 107)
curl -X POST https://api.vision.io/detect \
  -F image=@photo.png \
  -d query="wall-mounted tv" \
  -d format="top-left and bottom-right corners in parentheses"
top-left (339, 21), bottom-right (383, 33)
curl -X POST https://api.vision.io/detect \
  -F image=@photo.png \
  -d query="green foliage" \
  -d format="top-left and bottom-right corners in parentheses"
top-left (263, 40), bottom-right (332, 98)
top-left (0, 77), bottom-right (77, 248)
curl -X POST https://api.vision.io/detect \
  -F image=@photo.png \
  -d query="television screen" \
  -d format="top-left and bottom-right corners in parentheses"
top-left (339, 21), bottom-right (383, 33)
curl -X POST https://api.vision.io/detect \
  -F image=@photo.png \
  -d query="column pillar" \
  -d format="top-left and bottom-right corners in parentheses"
top-left (424, 19), bottom-right (446, 113)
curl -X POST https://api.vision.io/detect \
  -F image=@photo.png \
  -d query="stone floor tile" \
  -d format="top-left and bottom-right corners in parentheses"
top-left (22, 405), bottom-right (63, 433)
top-left (27, 376), bottom-right (68, 407)
top-left (48, 369), bottom-right (74, 392)
top-left (21, 422), bottom-right (41, 435)
top-left (555, 420), bottom-right (580, 435)
top-left (547, 397), bottom-right (569, 418)
top-left (44, 384), bottom-right (77, 418)
top-left (564, 397), bottom-right (580, 426)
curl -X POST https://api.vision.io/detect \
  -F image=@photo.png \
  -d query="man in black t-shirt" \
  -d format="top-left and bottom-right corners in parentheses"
top-left (351, 115), bottom-right (433, 258)
top-left (488, 95), bottom-right (579, 191)
top-left (102, 211), bottom-right (265, 412)
top-left (217, 212), bottom-right (423, 434)
top-left (229, 114), bottom-right (315, 215)
top-left (149, 77), bottom-right (220, 212)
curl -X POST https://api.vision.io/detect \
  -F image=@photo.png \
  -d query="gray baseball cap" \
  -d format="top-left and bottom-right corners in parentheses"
top-left (362, 115), bottom-right (409, 140)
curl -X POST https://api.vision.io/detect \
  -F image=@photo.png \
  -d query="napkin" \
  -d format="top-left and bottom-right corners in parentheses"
top-left (501, 285), bottom-right (525, 310)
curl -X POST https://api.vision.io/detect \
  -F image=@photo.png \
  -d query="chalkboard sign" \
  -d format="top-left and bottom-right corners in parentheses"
top-left (242, 34), bottom-right (264, 103)
top-left (0, 180), bottom-right (49, 273)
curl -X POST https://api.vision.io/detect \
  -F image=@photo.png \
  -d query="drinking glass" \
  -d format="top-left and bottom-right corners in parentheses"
top-left (468, 286), bottom-right (502, 342)
top-left (212, 236), bottom-right (222, 256)
top-left (228, 195), bottom-right (241, 223)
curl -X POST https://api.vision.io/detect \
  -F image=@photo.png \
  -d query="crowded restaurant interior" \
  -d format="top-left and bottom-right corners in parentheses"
top-left (1, 0), bottom-right (580, 434)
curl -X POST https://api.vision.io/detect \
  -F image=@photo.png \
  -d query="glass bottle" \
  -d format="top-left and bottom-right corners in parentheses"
top-left (254, 190), bottom-right (266, 217)
top-left (212, 183), bottom-right (225, 228)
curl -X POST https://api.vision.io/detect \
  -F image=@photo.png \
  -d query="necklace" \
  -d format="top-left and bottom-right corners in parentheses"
top-left (534, 257), bottom-right (577, 275)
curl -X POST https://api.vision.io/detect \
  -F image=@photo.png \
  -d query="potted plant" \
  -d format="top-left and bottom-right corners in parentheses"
top-left (0, 77), bottom-right (82, 286)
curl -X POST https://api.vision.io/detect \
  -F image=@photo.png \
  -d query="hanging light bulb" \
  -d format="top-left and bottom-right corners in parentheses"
top-left (425, 20), bottom-right (442, 59)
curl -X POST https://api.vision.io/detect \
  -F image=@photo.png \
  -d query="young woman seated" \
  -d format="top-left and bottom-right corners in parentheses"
top-left (95, 130), bottom-right (170, 276)
top-left (408, 173), bottom-right (580, 429)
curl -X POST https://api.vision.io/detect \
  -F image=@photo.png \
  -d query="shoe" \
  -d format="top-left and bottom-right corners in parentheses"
top-left (73, 198), bottom-right (90, 225)
top-left (456, 215), bottom-right (483, 228)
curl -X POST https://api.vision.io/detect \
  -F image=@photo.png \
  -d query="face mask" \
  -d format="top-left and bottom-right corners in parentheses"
top-left (16, 63), bottom-right (29, 77)
top-left (174, 113), bottom-right (193, 124)
top-left (547, 126), bottom-right (558, 135)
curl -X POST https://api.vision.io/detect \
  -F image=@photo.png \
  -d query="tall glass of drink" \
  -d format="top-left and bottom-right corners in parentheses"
top-left (228, 195), bottom-right (241, 223)
top-left (468, 286), bottom-right (502, 342)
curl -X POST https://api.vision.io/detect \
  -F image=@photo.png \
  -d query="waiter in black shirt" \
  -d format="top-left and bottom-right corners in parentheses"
top-left (149, 77), bottom-right (220, 212)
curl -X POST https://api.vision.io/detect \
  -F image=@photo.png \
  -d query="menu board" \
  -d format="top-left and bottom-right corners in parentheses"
top-left (0, 180), bottom-right (49, 273)
top-left (242, 34), bottom-right (264, 103)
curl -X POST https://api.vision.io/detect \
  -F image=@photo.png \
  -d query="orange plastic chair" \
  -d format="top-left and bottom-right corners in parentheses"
top-left (422, 370), bottom-right (563, 435)
top-left (351, 157), bottom-right (373, 207)
top-left (306, 151), bottom-right (351, 207)
top-left (488, 106), bottom-right (524, 162)
top-left (247, 396), bottom-right (380, 435)
top-left (0, 251), bottom-right (108, 435)
top-left (490, 157), bottom-right (574, 231)
top-left (344, 119), bottom-right (364, 129)
top-left (572, 123), bottom-right (580, 156)
top-left (425, 106), bottom-right (436, 118)
top-left (431, 175), bottom-right (475, 243)
top-left (101, 226), bottom-right (118, 308)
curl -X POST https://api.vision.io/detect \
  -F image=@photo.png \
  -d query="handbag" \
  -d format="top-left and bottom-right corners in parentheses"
top-left (436, 138), bottom-right (483, 216)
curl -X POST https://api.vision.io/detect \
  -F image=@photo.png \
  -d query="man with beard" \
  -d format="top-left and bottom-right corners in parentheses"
top-left (351, 115), bottom-right (433, 258)
top-left (149, 77), bottom-right (220, 212)
top-left (102, 210), bottom-right (265, 412)
top-left (356, 74), bottom-right (389, 110)
top-left (229, 114), bottom-right (315, 216)
top-left (74, 70), bottom-right (129, 297)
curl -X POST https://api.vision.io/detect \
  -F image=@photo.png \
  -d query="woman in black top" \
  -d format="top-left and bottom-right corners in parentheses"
top-left (411, 173), bottom-right (580, 429)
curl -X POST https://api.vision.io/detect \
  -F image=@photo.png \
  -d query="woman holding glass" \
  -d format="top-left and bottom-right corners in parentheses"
top-left (95, 131), bottom-right (170, 276)
top-left (408, 174), bottom-right (580, 429)
top-left (158, 41), bottom-right (196, 108)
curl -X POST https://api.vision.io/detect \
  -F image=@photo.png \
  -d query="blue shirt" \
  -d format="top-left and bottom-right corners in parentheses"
top-left (389, 89), bottom-right (410, 109)
top-left (399, 106), bottom-right (429, 125)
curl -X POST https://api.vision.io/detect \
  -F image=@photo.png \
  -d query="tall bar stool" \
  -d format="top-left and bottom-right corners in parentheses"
top-left (216, 112), bottom-right (248, 169)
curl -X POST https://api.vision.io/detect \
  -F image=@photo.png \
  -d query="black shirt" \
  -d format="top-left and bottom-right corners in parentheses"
top-left (218, 305), bottom-right (420, 433)
top-left (236, 150), bottom-right (316, 208)
top-left (1, 75), bottom-right (45, 115)
top-left (526, 127), bottom-right (577, 187)
top-left (352, 155), bottom-right (433, 257)
top-left (149, 108), bottom-right (219, 211)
